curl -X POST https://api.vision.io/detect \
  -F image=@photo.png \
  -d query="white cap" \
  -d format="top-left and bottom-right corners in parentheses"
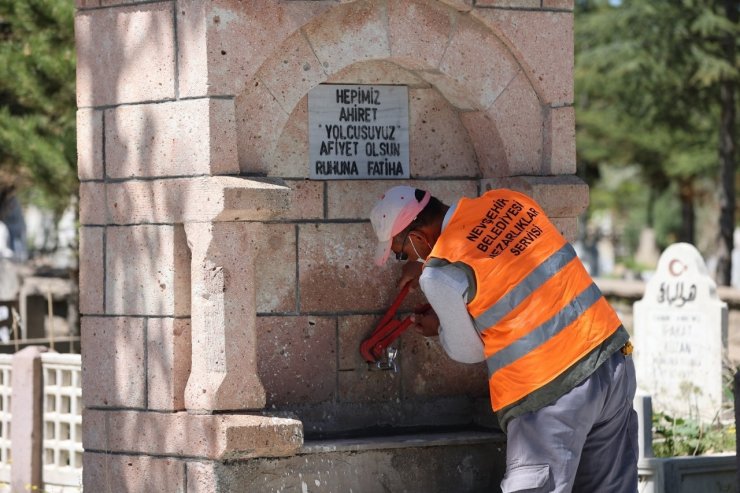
top-left (370, 186), bottom-right (430, 266)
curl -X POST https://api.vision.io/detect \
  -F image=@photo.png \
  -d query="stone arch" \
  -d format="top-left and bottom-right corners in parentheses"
top-left (235, 0), bottom-right (548, 179)
top-left (264, 60), bottom-right (482, 180)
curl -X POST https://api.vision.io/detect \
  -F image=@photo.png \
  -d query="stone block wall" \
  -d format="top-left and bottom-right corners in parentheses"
top-left (76, 0), bottom-right (581, 490)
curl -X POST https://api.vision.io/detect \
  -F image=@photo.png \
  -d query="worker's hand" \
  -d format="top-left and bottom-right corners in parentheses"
top-left (398, 261), bottom-right (423, 292)
top-left (411, 307), bottom-right (439, 337)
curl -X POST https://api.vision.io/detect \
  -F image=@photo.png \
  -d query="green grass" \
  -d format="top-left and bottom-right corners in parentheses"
top-left (652, 412), bottom-right (735, 457)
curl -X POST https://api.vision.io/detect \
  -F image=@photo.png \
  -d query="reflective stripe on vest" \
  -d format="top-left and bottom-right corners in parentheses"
top-left (485, 282), bottom-right (602, 378)
top-left (472, 243), bottom-right (577, 332)
top-left (427, 189), bottom-right (622, 411)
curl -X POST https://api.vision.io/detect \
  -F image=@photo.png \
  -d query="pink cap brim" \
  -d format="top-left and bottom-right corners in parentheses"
top-left (370, 189), bottom-right (431, 266)
top-left (374, 239), bottom-right (392, 266)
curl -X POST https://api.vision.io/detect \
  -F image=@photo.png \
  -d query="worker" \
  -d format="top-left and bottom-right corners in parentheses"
top-left (370, 185), bottom-right (637, 493)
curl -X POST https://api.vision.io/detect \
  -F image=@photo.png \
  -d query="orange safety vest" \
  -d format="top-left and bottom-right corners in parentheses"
top-left (428, 189), bottom-right (622, 412)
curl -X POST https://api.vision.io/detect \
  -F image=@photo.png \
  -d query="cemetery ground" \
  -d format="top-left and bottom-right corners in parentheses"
top-left (647, 341), bottom-right (736, 458)
top-left (649, 341), bottom-right (737, 457)
top-left (597, 250), bottom-right (740, 457)
top-left (652, 409), bottom-right (735, 457)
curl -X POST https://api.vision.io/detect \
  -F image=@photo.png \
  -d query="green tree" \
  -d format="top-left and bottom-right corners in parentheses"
top-left (0, 1), bottom-right (77, 221)
top-left (716, 0), bottom-right (738, 285)
top-left (576, 0), bottom-right (739, 280)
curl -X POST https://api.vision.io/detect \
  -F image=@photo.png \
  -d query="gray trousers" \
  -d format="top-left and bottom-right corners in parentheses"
top-left (501, 351), bottom-right (638, 493)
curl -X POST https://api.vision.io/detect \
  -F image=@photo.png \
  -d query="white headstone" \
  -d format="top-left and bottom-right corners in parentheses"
top-left (633, 243), bottom-right (728, 423)
top-left (0, 221), bottom-right (11, 258)
top-left (731, 228), bottom-right (740, 289)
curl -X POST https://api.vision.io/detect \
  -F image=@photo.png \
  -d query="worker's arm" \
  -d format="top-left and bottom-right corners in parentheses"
top-left (397, 260), bottom-right (423, 292)
top-left (418, 265), bottom-right (485, 364)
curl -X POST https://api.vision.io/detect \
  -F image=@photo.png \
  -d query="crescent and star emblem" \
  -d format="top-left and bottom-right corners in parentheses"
top-left (668, 259), bottom-right (687, 277)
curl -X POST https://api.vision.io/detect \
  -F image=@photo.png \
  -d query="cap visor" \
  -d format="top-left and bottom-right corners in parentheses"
top-left (374, 239), bottom-right (392, 266)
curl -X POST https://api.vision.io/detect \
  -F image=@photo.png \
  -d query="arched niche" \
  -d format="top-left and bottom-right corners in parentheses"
top-left (233, 0), bottom-right (548, 180)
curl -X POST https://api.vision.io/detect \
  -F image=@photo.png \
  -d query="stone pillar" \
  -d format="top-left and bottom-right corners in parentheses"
top-left (184, 222), bottom-right (266, 412)
top-left (634, 392), bottom-right (653, 460)
top-left (75, 0), bottom-right (580, 489)
top-left (11, 346), bottom-right (47, 492)
top-left (480, 176), bottom-right (590, 242)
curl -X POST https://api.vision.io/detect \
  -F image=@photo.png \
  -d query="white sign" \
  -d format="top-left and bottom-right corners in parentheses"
top-left (633, 243), bottom-right (728, 423)
top-left (308, 84), bottom-right (409, 180)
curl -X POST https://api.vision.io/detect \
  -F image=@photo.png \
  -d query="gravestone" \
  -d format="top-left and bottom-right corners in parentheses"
top-left (731, 228), bottom-right (740, 288)
top-left (633, 243), bottom-right (728, 423)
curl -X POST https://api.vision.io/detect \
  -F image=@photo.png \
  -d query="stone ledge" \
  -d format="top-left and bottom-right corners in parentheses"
top-left (481, 175), bottom-right (588, 218)
top-left (300, 430), bottom-right (505, 454)
top-left (218, 177), bottom-right (291, 222)
top-left (190, 433), bottom-right (506, 492)
top-left (82, 410), bottom-right (303, 460)
top-left (103, 176), bottom-right (291, 225)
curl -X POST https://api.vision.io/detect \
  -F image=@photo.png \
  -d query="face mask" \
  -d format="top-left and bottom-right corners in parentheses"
top-left (409, 235), bottom-right (430, 263)
top-left (395, 231), bottom-right (431, 263)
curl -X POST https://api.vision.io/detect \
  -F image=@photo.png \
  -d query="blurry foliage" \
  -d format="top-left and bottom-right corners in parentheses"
top-left (0, 0), bottom-right (77, 216)
top-left (576, 0), bottom-right (739, 260)
top-left (652, 187), bottom-right (684, 249)
top-left (652, 412), bottom-right (736, 457)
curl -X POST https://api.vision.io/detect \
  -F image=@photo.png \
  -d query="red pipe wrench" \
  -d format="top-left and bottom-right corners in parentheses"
top-left (360, 283), bottom-right (431, 368)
